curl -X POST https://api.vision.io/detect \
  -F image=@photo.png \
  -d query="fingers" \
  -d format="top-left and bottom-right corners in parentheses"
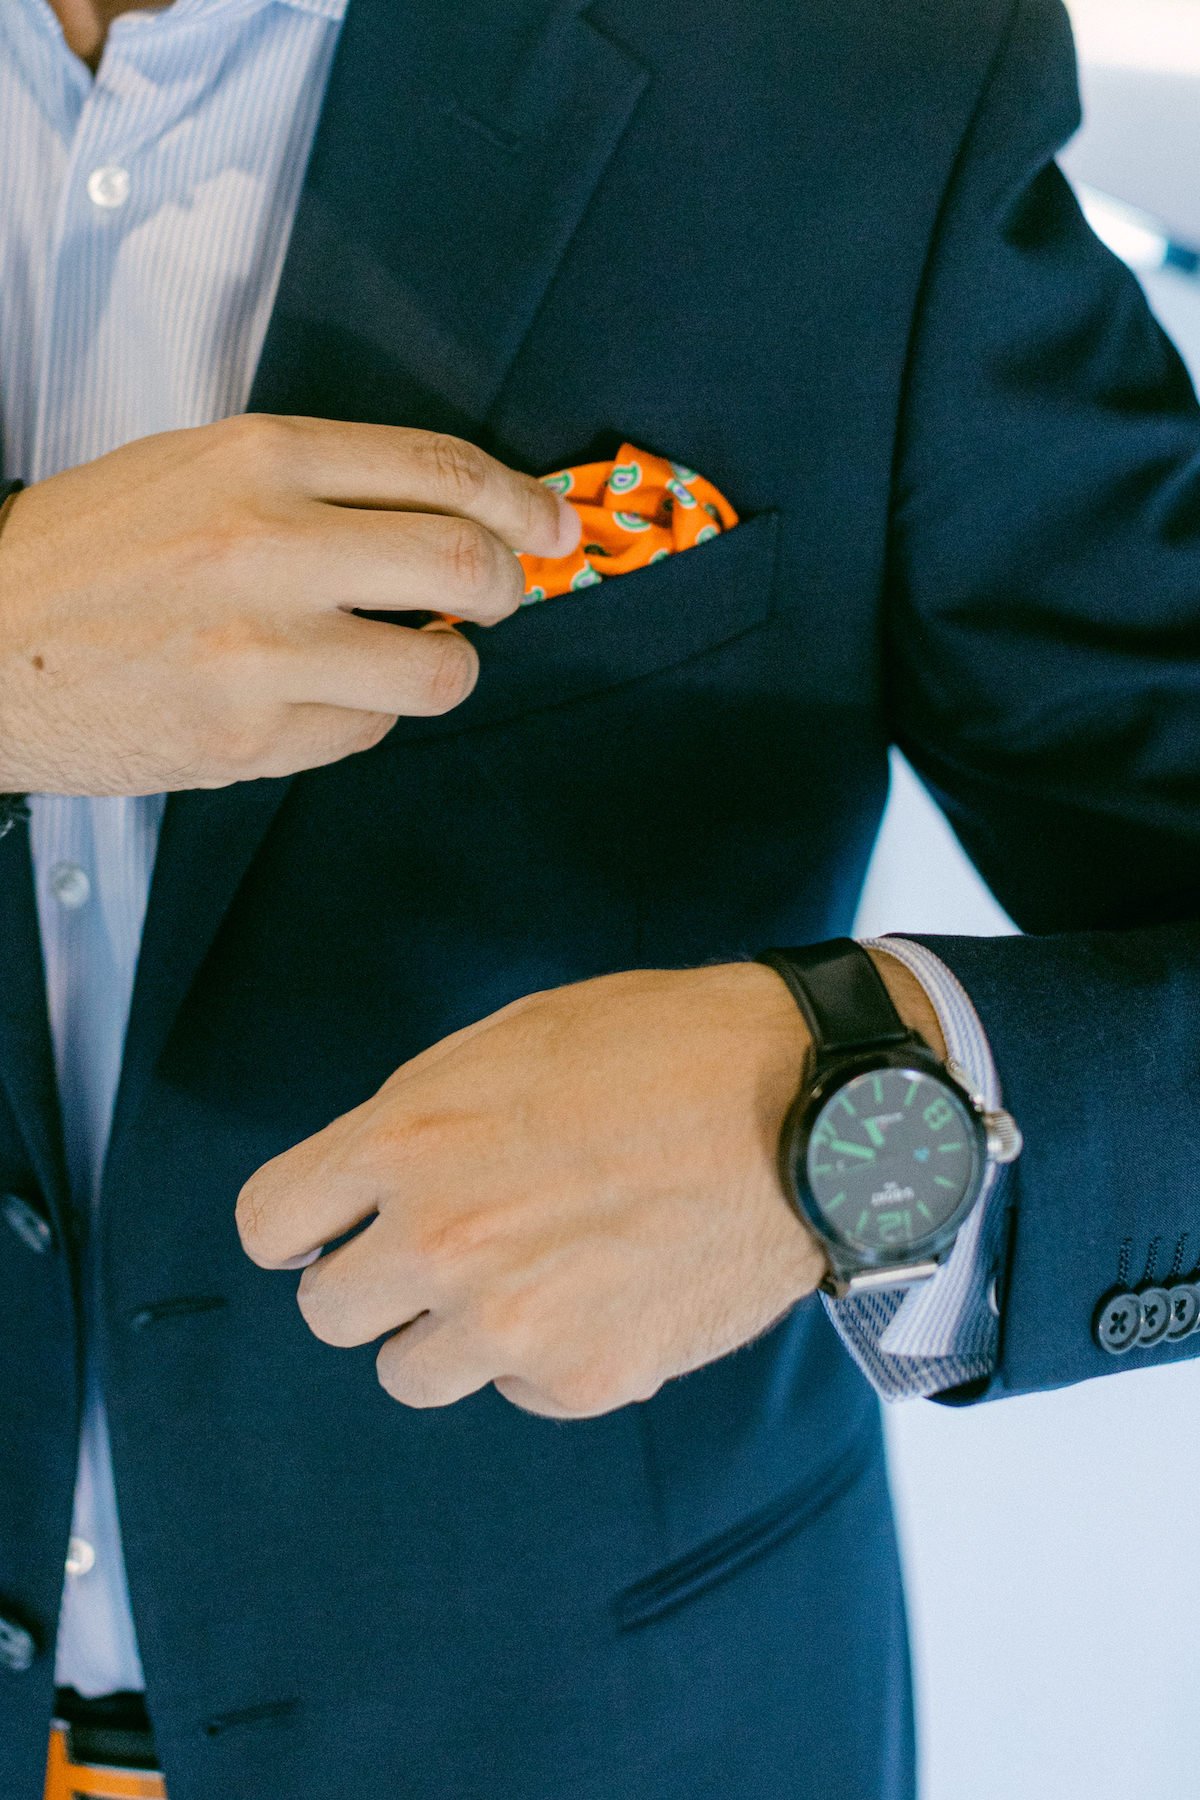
top-left (308, 507), bottom-right (529, 623)
top-left (295, 615), bottom-right (480, 717)
top-left (295, 1216), bottom-right (429, 1348)
top-left (375, 1314), bottom-right (498, 1409)
top-left (236, 1114), bottom-right (380, 1270)
top-left (279, 419), bottom-right (581, 560)
top-left (493, 1375), bottom-right (582, 1419)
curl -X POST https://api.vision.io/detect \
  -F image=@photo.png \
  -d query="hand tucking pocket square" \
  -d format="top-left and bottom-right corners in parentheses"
top-left (517, 443), bottom-right (739, 602)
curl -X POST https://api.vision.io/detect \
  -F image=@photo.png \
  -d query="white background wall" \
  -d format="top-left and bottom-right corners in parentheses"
top-left (855, 8), bottom-right (1200, 1794)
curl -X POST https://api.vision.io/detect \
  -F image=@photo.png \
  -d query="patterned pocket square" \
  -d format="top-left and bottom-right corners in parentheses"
top-left (518, 442), bottom-right (739, 602)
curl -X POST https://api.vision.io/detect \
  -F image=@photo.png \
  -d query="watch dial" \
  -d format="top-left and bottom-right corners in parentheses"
top-left (806, 1067), bottom-right (979, 1255)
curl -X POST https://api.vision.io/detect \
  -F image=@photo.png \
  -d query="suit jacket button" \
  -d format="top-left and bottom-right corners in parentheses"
top-left (1094, 1290), bottom-right (1142, 1354)
top-left (1165, 1281), bottom-right (1200, 1341)
top-left (1, 1192), bottom-right (53, 1255)
top-left (0, 1615), bottom-right (37, 1673)
top-left (1137, 1286), bottom-right (1173, 1347)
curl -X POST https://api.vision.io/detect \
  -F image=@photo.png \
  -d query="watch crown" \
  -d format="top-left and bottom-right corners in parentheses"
top-left (984, 1109), bottom-right (1023, 1165)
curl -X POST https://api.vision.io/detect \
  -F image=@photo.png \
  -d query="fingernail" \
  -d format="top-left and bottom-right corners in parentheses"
top-left (279, 1247), bottom-right (324, 1271)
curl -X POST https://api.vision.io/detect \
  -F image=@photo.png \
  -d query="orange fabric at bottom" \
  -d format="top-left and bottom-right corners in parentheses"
top-left (45, 1727), bottom-right (167, 1800)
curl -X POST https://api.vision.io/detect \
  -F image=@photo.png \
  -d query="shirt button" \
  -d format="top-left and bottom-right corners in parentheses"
top-left (1, 1192), bottom-right (53, 1255)
top-left (0, 1614), bottom-right (37, 1674)
top-left (50, 863), bottom-right (91, 910)
top-left (65, 1538), bottom-right (96, 1579)
top-left (86, 164), bottom-right (131, 210)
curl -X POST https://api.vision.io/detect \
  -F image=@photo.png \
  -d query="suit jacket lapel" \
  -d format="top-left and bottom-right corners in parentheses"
top-left (0, 826), bottom-right (68, 1222)
top-left (245, 0), bottom-right (649, 431)
top-left (107, 0), bottom-right (648, 1163)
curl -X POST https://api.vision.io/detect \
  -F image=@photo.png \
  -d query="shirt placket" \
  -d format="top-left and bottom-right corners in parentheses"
top-left (30, 30), bottom-right (177, 482)
top-left (27, 26), bottom-right (176, 1705)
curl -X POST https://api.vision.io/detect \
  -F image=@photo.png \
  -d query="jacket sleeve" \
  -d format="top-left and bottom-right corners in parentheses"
top-left (911, 927), bottom-right (1200, 1398)
top-left (888, 0), bottom-right (1200, 935)
top-left (884, 0), bottom-right (1200, 1397)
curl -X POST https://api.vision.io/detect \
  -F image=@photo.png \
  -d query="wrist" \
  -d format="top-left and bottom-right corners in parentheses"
top-left (865, 945), bottom-right (948, 1062)
top-left (722, 961), bottom-right (830, 1291)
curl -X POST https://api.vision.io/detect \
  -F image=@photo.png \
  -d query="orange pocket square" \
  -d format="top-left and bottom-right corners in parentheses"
top-left (518, 443), bottom-right (739, 602)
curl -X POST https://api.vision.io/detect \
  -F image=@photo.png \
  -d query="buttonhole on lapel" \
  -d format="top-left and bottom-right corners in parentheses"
top-left (202, 1698), bottom-right (300, 1739)
top-left (127, 1296), bottom-right (229, 1331)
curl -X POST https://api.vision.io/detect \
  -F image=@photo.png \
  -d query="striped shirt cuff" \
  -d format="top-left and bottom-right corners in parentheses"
top-left (820, 938), bottom-right (1008, 1401)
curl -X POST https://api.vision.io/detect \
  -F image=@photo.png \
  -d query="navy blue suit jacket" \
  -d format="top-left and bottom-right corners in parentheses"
top-left (2, 1), bottom-right (1198, 1796)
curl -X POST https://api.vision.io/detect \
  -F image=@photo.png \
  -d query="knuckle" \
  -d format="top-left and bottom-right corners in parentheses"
top-left (377, 1356), bottom-right (418, 1406)
top-left (419, 632), bottom-right (478, 715)
top-left (190, 609), bottom-right (274, 673)
top-left (355, 712), bottom-right (398, 755)
top-left (411, 1205), bottom-right (493, 1274)
top-left (440, 518), bottom-right (494, 598)
top-left (295, 1270), bottom-right (351, 1346)
top-left (376, 1336), bottom-right (434, 1407)
top-left (184, 505), bottom-right (287, 591)
top-left (473, 1289), bottom-right (537, 1357)
top-left (424, 432), bottom-right (490, 507)
top-left (218, 410), bottom-right (300, 476)
top-left (235, 1178), bottom-right (276, 1263)
top-left (213, 714), bottom-right (272, 779)
top-left (523, 480), bottom-right (565, 555)
top-left (487, 548), bottom-right (526, 622)
top-left (547, 1362), bottom-right (630, 1419)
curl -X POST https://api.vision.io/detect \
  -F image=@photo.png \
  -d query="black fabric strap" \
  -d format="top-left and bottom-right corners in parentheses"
top-left (0, 481), bottom-right (29, 835)
top-left (757, 939), bottom-right (916, 1059)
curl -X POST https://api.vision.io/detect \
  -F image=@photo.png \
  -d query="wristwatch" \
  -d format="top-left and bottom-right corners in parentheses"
top-left (757, 939), bottom-right (1021, 1299)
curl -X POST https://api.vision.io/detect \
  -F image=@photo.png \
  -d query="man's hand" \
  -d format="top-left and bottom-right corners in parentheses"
top-left (0, 416), bottom-right (579, 795)
top-left (237, 964), bottom-right (831, 1420)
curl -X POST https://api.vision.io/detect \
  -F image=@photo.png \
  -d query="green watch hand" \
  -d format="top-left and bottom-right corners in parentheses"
top-left (828, 1138), bottom-right (876, 1162)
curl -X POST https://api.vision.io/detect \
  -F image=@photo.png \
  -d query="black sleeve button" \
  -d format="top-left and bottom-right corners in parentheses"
top-left (0, 1614), bottom-right (36, 1673)
top-left (1165, 1282), bottom-right (1200, 1342)
top-left (1095, 1289), bottom-right (1143, 1354)
top-left (1, 1192), bottom-right (53, 1255)
top-left (1137, 1286), bottom-right (1174, 1347)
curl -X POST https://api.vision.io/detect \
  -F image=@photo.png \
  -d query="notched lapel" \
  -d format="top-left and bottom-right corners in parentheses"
top-left (105, 779), bottom-right (294, 1174)
top-left (0, 827), bottom-right (67, 1221)
top-left (248, 0), bottom-right (649, 437)
top-left (108, 1), bottom-right (648, 1169)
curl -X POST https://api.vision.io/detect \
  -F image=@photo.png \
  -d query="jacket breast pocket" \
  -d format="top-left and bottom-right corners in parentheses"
top-left (379, 507), bottom-right (781, 746)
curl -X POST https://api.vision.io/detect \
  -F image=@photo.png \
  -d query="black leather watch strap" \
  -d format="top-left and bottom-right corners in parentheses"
top-left (757, 940), bottom-right (917, 1059)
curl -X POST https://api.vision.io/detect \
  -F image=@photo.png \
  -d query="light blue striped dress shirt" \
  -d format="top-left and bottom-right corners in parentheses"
top-left (0, 0), bottom-right (348, 1699)
top-left (0, 0), bottom-right (1005, 1705)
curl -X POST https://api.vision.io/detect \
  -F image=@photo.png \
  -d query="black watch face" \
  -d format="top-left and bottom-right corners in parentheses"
top-left (806, 1066), bottom-right (980, 1256)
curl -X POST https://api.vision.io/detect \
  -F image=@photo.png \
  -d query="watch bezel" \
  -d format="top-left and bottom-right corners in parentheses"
top-left (779, 1043), bottom-right (989, 1279)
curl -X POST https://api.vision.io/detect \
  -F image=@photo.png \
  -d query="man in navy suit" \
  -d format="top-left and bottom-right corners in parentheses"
top-left (1, 0), bottom-right (1197, 1797)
